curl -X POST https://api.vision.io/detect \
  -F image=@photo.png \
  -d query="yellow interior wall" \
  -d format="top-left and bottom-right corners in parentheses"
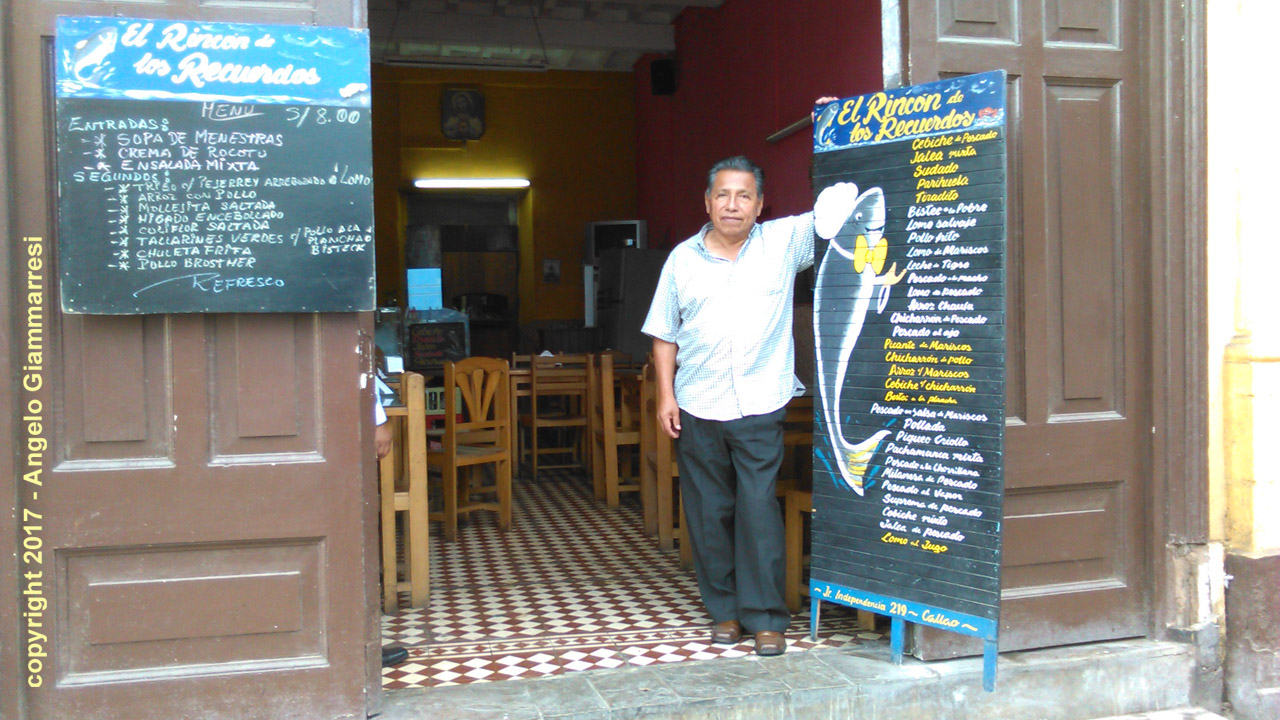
top-left (371, 65), bottom-right (637, 325)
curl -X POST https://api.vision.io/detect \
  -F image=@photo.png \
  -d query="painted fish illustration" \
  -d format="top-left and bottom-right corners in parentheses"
top-left (813, 183), bottom-right (906, 495)
top-left (814, 102), bottom-right (840, 147)
top-left (68, 27), bottom-right (118, 85)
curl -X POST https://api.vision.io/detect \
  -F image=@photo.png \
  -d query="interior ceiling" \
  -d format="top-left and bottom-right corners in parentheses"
top-left (369, 0), bottom-right (724, 72)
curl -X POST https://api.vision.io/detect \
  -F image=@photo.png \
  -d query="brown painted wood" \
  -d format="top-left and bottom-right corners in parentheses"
top-left (0, 3), bottom-right (22, 715)
top-left (5, 2), bottom-right (376, 718)
top-left (1145, 0), bottom-right (1208, 638)
top-left (902, 0), bottom-right (1152, 658)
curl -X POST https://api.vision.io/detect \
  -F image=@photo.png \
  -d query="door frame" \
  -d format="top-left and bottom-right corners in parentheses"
top-left (2, 1), bottom-right (21, 712)
top-left (1142, 0), bottom-right (1209, 638)
top-left (3, 1), bottom-right (25, 716)
top-left (882, 0), bottom-right (1209, 641)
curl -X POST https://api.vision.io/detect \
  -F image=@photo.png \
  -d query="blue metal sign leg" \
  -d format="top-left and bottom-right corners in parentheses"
top-left (890, 616), bottom-right (905, 665)
top-left (983, 638), bottom-right (998, 691)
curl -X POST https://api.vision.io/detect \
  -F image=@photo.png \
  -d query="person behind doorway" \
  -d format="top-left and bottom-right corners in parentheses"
top-left (641, 145), bottom-right (857, 656)
top-left (374, 374), bottom-right (410, 668)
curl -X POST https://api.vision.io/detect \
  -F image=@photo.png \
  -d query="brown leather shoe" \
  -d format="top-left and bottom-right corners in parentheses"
top-left (710, 620), bottom-right (742, 645)
top-left (754, 630), bottom-right (786, 656)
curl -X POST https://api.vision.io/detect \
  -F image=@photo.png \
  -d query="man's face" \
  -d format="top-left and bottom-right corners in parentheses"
top-left (704, 169), bottom-right (763, 242)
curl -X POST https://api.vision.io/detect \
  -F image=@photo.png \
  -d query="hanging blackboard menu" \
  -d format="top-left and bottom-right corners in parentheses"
top-left (405, 320), bottom-right (468, 373)
top-left (808, 70), bottom-right (1008, 687)
top-left (54, 16), bottom-right (374, 314)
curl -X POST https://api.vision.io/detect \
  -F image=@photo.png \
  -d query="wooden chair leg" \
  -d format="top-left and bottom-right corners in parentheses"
top-left (657, 468), bottom-right (674, 551)
top-left (530, 424), bottom-right (540, 481)
top-left (641, 454), bottom-right (657, 537)
top-left (785, 490), bottom-right (803, 613)
top-left (499, 457), bottom-right (512, 530)
top-left (592, 434), bottom-right (606, 500)
top-left (443, 464), bottom-right (458, 542)
top-left (407, 474), bottom-right (430, 608)
top-left (379, 451), bottom-right (398, 614)
top-left (605, 443), bottom-right (620, 507)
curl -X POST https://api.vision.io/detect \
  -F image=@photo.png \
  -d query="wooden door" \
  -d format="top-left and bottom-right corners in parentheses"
top-left (3, 2), bottom-right (378, 718)
top-left (902, 0), bottom-right (1151, 656)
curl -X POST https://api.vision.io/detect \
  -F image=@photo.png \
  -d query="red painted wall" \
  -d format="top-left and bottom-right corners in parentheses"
top-left (634, 0), bottom-right (883, 249)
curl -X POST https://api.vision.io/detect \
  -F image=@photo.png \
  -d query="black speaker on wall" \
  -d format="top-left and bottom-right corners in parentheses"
top-left (650, 58), bottom-right (677, 96)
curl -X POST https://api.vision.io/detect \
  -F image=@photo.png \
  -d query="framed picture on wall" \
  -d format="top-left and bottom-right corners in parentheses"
top-left (542, 259), bottom-right (561, 284)
top-left (441, 88), bottom-right (485, 140)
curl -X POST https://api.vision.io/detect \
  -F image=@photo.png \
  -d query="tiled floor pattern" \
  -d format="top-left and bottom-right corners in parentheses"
top-left (381, 470), bottom-right (881, 689)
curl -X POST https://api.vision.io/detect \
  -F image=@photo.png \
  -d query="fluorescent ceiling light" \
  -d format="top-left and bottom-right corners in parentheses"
top-left (415, 178), bottom-right (530, 189)
top-left (382, 55), bottom-right (549, 72)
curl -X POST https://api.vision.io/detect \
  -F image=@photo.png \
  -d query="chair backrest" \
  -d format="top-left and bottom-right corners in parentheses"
top-left (597, 349), bottom-right (632, 370)
top-left (640, 362), bottom-right (656, 458)
top-left (399, 371), bottom-right (428, 489)
top-left (598, 351), bottom-right (642, 431)
top-left (530, 353), bottom-right (590, 401)
top-left (442, 357), bottom-right (510, 448)
top-left (640, 362), bottom-right (672, 462)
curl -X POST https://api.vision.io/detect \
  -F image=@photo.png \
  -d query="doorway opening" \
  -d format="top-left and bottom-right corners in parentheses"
top-left (404, 191), bottom-right (522, 361)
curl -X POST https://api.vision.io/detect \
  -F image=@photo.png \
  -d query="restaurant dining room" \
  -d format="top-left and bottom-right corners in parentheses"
top-left (363, 0), bottom-right (886, 690)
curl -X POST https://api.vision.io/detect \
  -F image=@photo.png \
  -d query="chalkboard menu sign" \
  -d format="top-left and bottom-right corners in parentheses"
top-left (808, 71), bottom-right (1008, 683)
top-left (405, 321), bottom-right (468, 373)
top-left (54, 17), bottom-right (374, 314)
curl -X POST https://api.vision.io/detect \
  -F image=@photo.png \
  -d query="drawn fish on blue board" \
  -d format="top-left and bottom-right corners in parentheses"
top-left (65, 26), bottom-right (118, 87)
top-left (813, 183), bottom-right (906, 495)
top-left (814, 102), bottom-right (840, 148)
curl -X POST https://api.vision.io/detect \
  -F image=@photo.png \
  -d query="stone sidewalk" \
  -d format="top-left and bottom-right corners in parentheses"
top-left (377, 638), bottom-right (1212, 720)
top-left (1088, 710), bottom-right (1227, 720)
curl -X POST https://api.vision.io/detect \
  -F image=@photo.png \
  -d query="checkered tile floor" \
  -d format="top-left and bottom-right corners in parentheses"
top-left (381, 469), bottom-right (882, 689)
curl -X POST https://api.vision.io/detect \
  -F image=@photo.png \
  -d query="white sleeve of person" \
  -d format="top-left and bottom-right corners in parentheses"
top-left (374, 376), bottom-right (391, 426)
top-left (813, 182), bottom-right (861, 240)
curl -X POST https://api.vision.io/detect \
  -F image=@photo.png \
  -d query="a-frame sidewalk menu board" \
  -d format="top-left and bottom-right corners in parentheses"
top-left (808, 70), bottom-right (1008, 691)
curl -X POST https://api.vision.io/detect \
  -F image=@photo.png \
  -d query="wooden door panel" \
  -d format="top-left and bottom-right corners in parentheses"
top-left (58, 315), bottom-right (172, 465)
top-left (9, 0), bottom-right (376, 717)
top-left (909, 0), bottom-right (1148, 657)
top-left (211, 314), bottom-right (321, 459)
top-left (60, 540), bottom-right (324, 682)
top-left (1002, 486), bottom-right (1120, 585)
top-left (1046, 81), bottom-right (1123, 415)
top-left (940, 0), bottom-right (1016, 41)
top-left (1045, 0), bottom-right (1118, 46)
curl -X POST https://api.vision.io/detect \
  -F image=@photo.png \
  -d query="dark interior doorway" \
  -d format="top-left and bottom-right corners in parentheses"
top-left (405, 192), bottom-right (520, 360)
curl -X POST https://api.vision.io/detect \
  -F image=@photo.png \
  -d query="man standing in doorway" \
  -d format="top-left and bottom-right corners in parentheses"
top-left (642, 149), bottom-right (857, 656)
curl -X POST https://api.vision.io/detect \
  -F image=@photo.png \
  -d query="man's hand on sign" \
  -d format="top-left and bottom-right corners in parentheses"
top-left (812, 96), bottom-right (840, 122)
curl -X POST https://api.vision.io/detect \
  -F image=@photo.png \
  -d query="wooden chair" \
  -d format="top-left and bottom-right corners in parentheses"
top-left (509, 353), bottom-right (532, 470)
top-left (520, 353), bottom-right (590, 480)
top-left (590, 351), bottom-right (641, 507)
top-left (784, 487), bottom-right (813, 614)
top-left (380, 371), bottom-right (430, 611)
top-left (640, 362), bottom-right (685, 559)
top-left (778, 393), bottom-right (814, 613)
top-left (638, 361), bottom-right (657, 536)
top-left (426, 357), bottom-right (513, 542)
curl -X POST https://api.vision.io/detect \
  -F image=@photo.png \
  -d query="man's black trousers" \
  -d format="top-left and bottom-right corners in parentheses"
top-left (675, 407), bottom-right (790, 633)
